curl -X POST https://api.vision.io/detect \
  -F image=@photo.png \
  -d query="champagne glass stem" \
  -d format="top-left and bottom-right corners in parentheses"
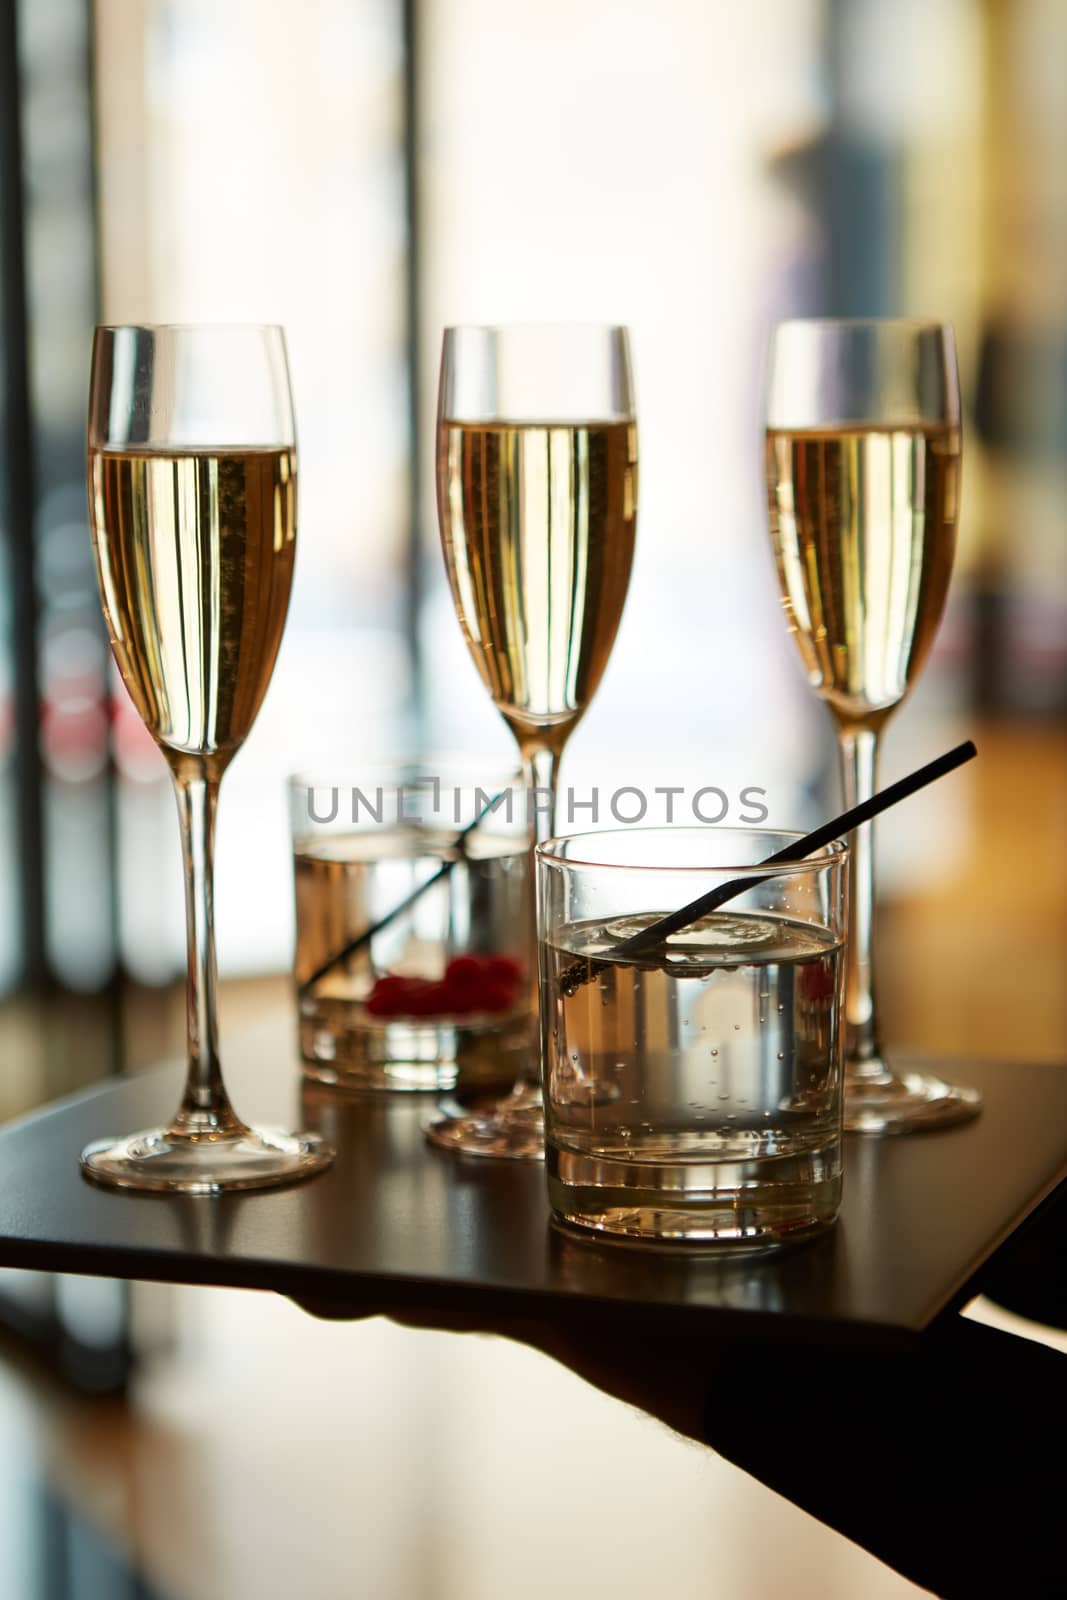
top-left (171, 770), bottom-right (241, 1135)
top-left (425, 737), bottom-right (565, 1150)
top-left (837, 726), bottom-right (885, 1079)
top-left (499, 739), bottom-right (561, 1109)
top-left (522, 741), bottom-right (561, 847)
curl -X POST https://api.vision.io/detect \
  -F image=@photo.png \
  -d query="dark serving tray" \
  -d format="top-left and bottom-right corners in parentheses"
top-left (0, 1019), bottom-right (1062, 1346)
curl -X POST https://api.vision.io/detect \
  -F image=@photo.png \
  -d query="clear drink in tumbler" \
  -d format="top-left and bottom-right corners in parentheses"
top-left (537, 828), bottom-right (848, 1246)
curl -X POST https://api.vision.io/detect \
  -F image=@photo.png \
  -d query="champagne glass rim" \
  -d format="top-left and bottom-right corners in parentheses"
top-left (536, 826), bottom-right (849, 875)
top-left (94, 321), bottom-right (287, 335)
top-left (442, 321), bottom-right (631, 336)
top-left (770, 316), bottom-right (953, 334)
top-left (438, 324), bottom-right (637, 420)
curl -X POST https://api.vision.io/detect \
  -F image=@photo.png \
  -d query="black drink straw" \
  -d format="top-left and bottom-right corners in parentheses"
top-left (558, 741), bottom-right (977, 994)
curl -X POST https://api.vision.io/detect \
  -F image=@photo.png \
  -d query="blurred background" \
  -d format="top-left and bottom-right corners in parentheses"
top-left (0, 1), bottom-right (1064, 1595)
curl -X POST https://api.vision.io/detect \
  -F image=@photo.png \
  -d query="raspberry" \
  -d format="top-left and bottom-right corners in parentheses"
top-left (365, 974), bottom-right (450, 1018)
top-left (367, 953), bottom-right (526, 1020)
top-left (439, 980), bottom-right (476, 1016)
top-left (365, 976), bottom-right (412, 1017)
top-left (444, 955), bottom-right (483, 993)
top-left (485, 955), bottom-right (524, 988)
top-left (403, 979), bottom-right (446, 1017)
top-left (478, 980), bottom-right (518, 1014)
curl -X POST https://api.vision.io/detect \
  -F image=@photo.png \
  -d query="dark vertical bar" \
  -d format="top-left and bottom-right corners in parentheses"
top-left (87, 0), bottom-right (133, 1370)
top-left (818, 0), bottom-right (900, 316)
top-left (22, 0), bottom-right (119, 1004)
top-left (86, 0), bottom-right (123, 1003)
top-left (0, 0), bottom-right (132, 1390)
top-left (0, 0), bottom-right (45, 983)
top-left (402, 0), bottom-right (425, 747)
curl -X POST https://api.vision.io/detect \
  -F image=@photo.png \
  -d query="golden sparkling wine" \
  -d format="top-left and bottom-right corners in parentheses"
top-left (765, 425), bottom-right (959, 729)
top-left (89, 446), bottom-right (297, 774)
top-left (437, 420), bottom-right (637, 747)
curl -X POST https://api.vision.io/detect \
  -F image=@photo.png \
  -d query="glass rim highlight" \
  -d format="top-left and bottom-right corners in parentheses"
top-left (764, 318), bottom-right (959, 430)
top-left (442, 320), bottom-right (631, 336)
top-left (94, 321), bottom-right (287, 334)
top-left (438, 324), bottom-right (636, 424)
top-left (769, 316), bottom-right (954, 334)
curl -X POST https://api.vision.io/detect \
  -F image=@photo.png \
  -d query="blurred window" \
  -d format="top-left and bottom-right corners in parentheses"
top-left (417, 0), bottom-right (827, 818)
top-left (28, 0), bottom-right (1067, 986)
top-left (94, 0), bottom-right (411, 977)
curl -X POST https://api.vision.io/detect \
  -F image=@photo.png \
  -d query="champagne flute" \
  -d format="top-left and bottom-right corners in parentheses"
top-left (82, 324), bottom-right (333, 1191)
top-left (764, 318), bottom-right (981, 1133)
top-left (426, 324), bottom-right (638, 1157)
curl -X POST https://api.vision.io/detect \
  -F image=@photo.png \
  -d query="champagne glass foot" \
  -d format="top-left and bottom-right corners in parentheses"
top-left (844, 1065), bottom-right (982, 1135)
top-left (80, 1125), bottom-right (334, 1194)
top-left (423, 1101), bottom-right (544, 1159)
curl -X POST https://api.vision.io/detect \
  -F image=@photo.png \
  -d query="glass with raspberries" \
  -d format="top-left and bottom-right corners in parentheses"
top-left (291, 768), bottom-right (532, 1092)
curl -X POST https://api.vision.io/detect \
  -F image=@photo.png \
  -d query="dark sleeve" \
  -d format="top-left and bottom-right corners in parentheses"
top-left (977, 1184), bottom-right (1067, 1333)
top-left (702, 1314), bottom-right (1067, 1598)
